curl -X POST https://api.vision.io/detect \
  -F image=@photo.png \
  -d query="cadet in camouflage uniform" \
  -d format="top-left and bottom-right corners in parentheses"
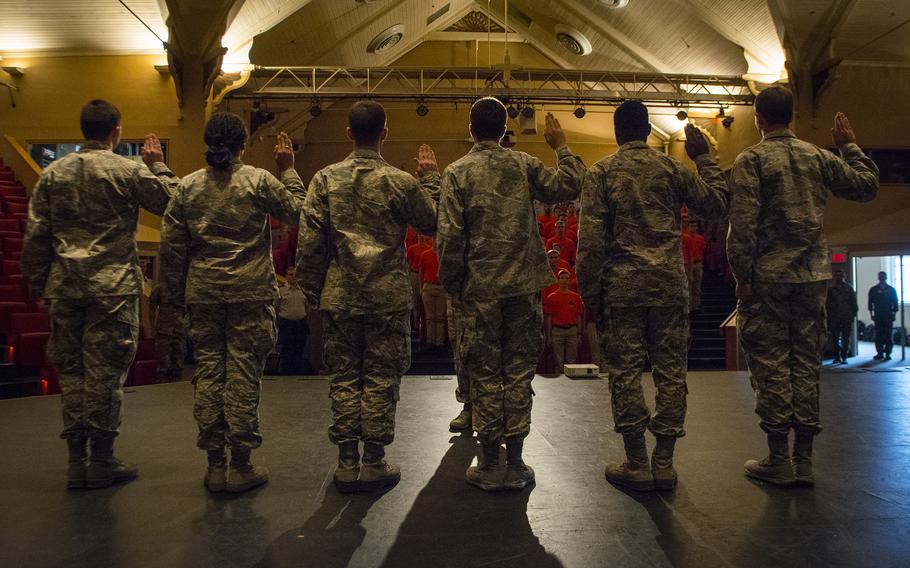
top-left (149, 283), bottom-right (187, 383)
top-left (158, 112), bottom-right (306, 494)
top-left (576, 102), bottom-right (728, 492)
top-left (447, 298), bottom-right (472, 432)
top-left (296, 101), bottom-right (440, 493)
top-left (826, 269), bottom-right (858, 364)
top-left (729, 87), bottom-right (878, 486)
top-left (22, 100), bottom-right (179, 490)
top-left (437, 98), bottom-right (585, 491)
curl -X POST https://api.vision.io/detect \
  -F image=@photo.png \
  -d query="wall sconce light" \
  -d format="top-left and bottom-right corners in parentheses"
top-left (2, 67), bottom-right (25, 76)
top-left (154, 64), bottom-right (170, 74)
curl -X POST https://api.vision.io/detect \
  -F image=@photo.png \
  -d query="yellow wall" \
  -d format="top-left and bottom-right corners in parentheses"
top-left (394, 40), bottom-right (559, 68)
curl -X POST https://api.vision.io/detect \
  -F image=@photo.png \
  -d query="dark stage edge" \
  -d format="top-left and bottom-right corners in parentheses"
top-left (1, 371), bottom-right (909, 568)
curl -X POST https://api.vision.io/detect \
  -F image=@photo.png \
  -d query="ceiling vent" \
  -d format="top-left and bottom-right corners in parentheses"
top-left (555, 25), bottom-right (592, 56)
top-left (367, 25), bottom-right (405, 54)
top-left (599, 0), bottom-right (631, 7)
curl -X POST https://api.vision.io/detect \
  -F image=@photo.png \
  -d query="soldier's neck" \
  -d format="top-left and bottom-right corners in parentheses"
top-left (353, 143), bottom-right (382, 154)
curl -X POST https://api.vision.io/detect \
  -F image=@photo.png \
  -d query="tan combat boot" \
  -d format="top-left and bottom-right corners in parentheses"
top-left (359, 442), bottom-right (400, 492)
top-left (333, 440), bottom-right (361, 493)
top-left (66, 437), bottom-right (88, 490)
top-left (651, 434), bottom-right (678, 491)
top-left (204, 448), bottom-right (227, 493)
top-left (792, 428), bottom-right (815, 486)
top-left (466, 440), bottom-right (503, 491)
top-left (449, 404), bottom-right (473, 432)
top-left (605, 432), bottom-right (654, 491)
top-left (227, 448), bottom-right (269, 493)
top-left (86, 437), bottom-right (139, 489)
top-left (745, 434), bottom-right (795, 486)
top-left (503, 436), bottom-right (535, 491)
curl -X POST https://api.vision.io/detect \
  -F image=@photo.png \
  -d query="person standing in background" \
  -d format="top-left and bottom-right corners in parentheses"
top-left (826, 269), bottom-right (857, 364)
top-left (545, 270), bottom-right (584, 371)
top-left (868, 271), bottom-right (899, 361)
top-left (419, 239), bottom-right (447, 348)
top-left (277, 267), bottom-right (310, 375)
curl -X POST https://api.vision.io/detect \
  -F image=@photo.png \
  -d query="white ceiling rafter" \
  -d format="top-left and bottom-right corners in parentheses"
top-left (799, 0), bottom-right (859, 71)
top-left (379, 1), bottom-right (487, 67)
top-left (554, 0), bottom-right (674, 73)
top-left (481, 1), bottom-right (577, 70)
top-left (667, 0), bottom-right (785, 81)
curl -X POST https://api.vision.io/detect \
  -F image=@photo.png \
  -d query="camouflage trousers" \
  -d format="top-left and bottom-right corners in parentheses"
top-left (188, 301), bottom-right (277, 451)
top-left (324, 310), bottom-right (410, 446)
top-left (48, 295), bottom-right (139, 440)
top-left (738, 281), bottom-right (827, 436)
top-left (457, 293), bottom-right (542, 446)
top-left (155, 328), bottom-right (186, 383)
top-left (600, 306), bottom-right (689, 437)
top-left (448, 300), bottom-right (470, 403)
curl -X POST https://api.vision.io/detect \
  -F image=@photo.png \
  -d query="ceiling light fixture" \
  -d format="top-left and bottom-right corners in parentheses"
top-left (416, 101), bottom-right (429, 116)
top-left (574, 106), bottom-right (586, 119)
top-left (554, 25), bottom-right (593, 56)
top-left (507, 105), bottom-right (520, 119)
top-left (367, 24), bottom-right (405, 54)
top-left (676, 110), bottom-right (688, 122)
top-left (309, 102), bottom-right (322, 118)
top-left (722, 116), bottom-right (735, 129)
top-left (521, 105), bottom-right (535, 119)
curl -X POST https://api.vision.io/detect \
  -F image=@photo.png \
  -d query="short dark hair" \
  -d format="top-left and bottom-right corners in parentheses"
top-left (348, 100), bottom-right (386, 145)
top-left (470, 97), bottom-right (507, 141)
top-left (204, 112), bottom-right (248, 170)
top-left (755, 86), bottom-right (793, 125)
top-left (80, 99), bottom-right (121, 141)
top-left (614, 100), bottom-right (650, 143)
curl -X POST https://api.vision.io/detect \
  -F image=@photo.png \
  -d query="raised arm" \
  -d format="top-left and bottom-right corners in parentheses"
top-left (136, 133), bottom-right (180, 215)
top-left (575, 167), bottom-right (608, 317)
top-left (400, 144), bottom-right (440, 235)
top-left (258, 132), bottom-right (307, 225)
top-left (21, 175), bottom-right (54, 299)
top-left (679, 124), bottom-right (728, 219)
top-left (826, 113), bottom-right (879, 202)
top-left (295, 173), bottom-right (331, 308)
top-left (528, 113), bottom-right (585, 204)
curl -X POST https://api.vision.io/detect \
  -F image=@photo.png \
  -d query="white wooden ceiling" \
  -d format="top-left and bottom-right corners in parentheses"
top-left (0, 0), bottom-right (907, 81)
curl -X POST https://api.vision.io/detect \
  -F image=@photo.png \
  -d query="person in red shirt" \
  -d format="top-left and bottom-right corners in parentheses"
top-left (407, 235), bottom-right (432, 336)
top-left (566, 202), bottom-right (579, 231)
top-left (688, 220), bottom-right (706, 311)
top-left (419, 241), bottom-right (447, 347)
top-left (545, 270), bottom-right (585, 371)
top-left (546, 220), bottom-right (577, 266)
top-left (405, 226), bottom-right (418, 250)
top-left (537, 204), bottom-right (556, 232)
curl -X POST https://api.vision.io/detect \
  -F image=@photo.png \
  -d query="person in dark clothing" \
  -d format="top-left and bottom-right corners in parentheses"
top-left (826, 269), bottom-right (857, 364)
top-left (868, 271), bottom-right (899, 360)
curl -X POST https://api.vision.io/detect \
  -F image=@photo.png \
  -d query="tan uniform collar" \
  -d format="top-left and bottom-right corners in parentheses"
top-left (470, 140), bottom-right (504, 153)
top-left (617, 140), bottom-right (650, 152)
top-left (348, 149), bottom-right (384, 161)
top-left (762, 129), bottom-right (796, 141)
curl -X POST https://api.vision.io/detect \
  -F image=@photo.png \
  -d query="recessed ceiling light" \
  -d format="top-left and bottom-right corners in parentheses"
top-left (554, 25), bottom-right (593, 56)
top-left (367, 24), bottom-right (405, 54)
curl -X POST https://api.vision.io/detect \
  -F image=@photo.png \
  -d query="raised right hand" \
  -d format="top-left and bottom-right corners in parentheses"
top-left (274, 132), bottom-right (295, 173)
top-left (543, 113), bottom-right (567, 150)
top-left (831, 112), bottom-right (857, 147)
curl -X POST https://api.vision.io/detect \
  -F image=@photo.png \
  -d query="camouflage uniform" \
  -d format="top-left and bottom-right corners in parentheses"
top-left (295, 149), bottom-right (440, 446)
top-left (826, 280), bottom-right (857, 360)
top-left (149, 284), bottom-right (187, 383)
top-left (576, 142), bottom-right (728, 437)
top-left (437, 141), bottom-right (585, 445)
top-left (21, 140), bottom-right (178, 440)
top-left (728, 131), bottom-right (878, 435)
top-left (447, 299), bottom-right (469, 403)
top-left (158, 161), bottom-right (306, 451)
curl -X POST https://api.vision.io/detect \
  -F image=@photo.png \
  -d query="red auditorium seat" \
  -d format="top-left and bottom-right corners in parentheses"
top-left (0, 170), bottom-right (14, 182)
top-left (9, 312), bottom-right (50, 334)
top-left (6, 202), bottom-right (27, 216)
top-left (11, 332), bottom-right (49, 367)
top-left (39, 366), bottom-right (61, 395)
top-left (0, 218), bottom-right (19, 232)
top-left (0, 185), bottom-right (26, 198)
top-left (0, 302), bottom-right (27, 333)
top-left (17, 219), bottom-right (28, 232)
top-left (0, 231), bottom-right (22, 241)
top-left (129, 360), bottom-right (157, 386)
top-left (2, 259), bottom-right (21, 276)
top-left (3, 237), bottom-right (22, 254)
top-left (0, 284), bottom-right (25, 301)
top-left (135, 337), bottom-right (155, 361)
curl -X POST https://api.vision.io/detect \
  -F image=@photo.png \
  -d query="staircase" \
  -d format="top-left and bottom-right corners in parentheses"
top-left (688, 272), bottom-right (736, 370)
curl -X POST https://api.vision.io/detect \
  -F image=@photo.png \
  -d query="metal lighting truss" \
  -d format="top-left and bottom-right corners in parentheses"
top-left (226, 66), bottom-right (755, 107)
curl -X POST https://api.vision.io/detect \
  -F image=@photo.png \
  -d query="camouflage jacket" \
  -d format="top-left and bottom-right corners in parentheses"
top-left (826, 281), bottom-right (857, 321)
top-left (295, 149), bottom-right (440, 314)
top-left (576, 141), bottom-right (728, 311)
top-left (22, 141), bottom-right (179, 299)
top-left (727, 131), bottom-right (878, 284)
top-left (436, 142), bottom-right (585, 300)
top-left (158, 161), bottom-right (306, 305)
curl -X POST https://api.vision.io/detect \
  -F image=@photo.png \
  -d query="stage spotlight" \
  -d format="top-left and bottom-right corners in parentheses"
top-left (676, 110), bottom-right (688, 122)
top-left (309, 103), bottom-right (322, 118)
top-left (416, 102), bottom-right (429, 116)
top-left (722, 116), bottom-right (735, 129)
top-left (522, 105), bottom-right (535, 118)
top-left (507, 105), bottom-right (520, 119)
top-left (573, 106), bottom-right (586, 119)
top-left (716, 107), bottom-right (725, 118)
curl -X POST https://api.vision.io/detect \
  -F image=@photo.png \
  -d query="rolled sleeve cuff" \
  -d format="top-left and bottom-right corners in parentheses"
top-left (555, 145), bottom-right (574, 158)
top-left (280, 168), bottom-right (303, 185)
top-left (838, 142), bottom-right (863, 158)
top-left (693, 154), bottom-right (717, 169)
top-left (419, 171), bottom-right (441, 183)
top-left (149, 162), bottom-right (174, 176)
